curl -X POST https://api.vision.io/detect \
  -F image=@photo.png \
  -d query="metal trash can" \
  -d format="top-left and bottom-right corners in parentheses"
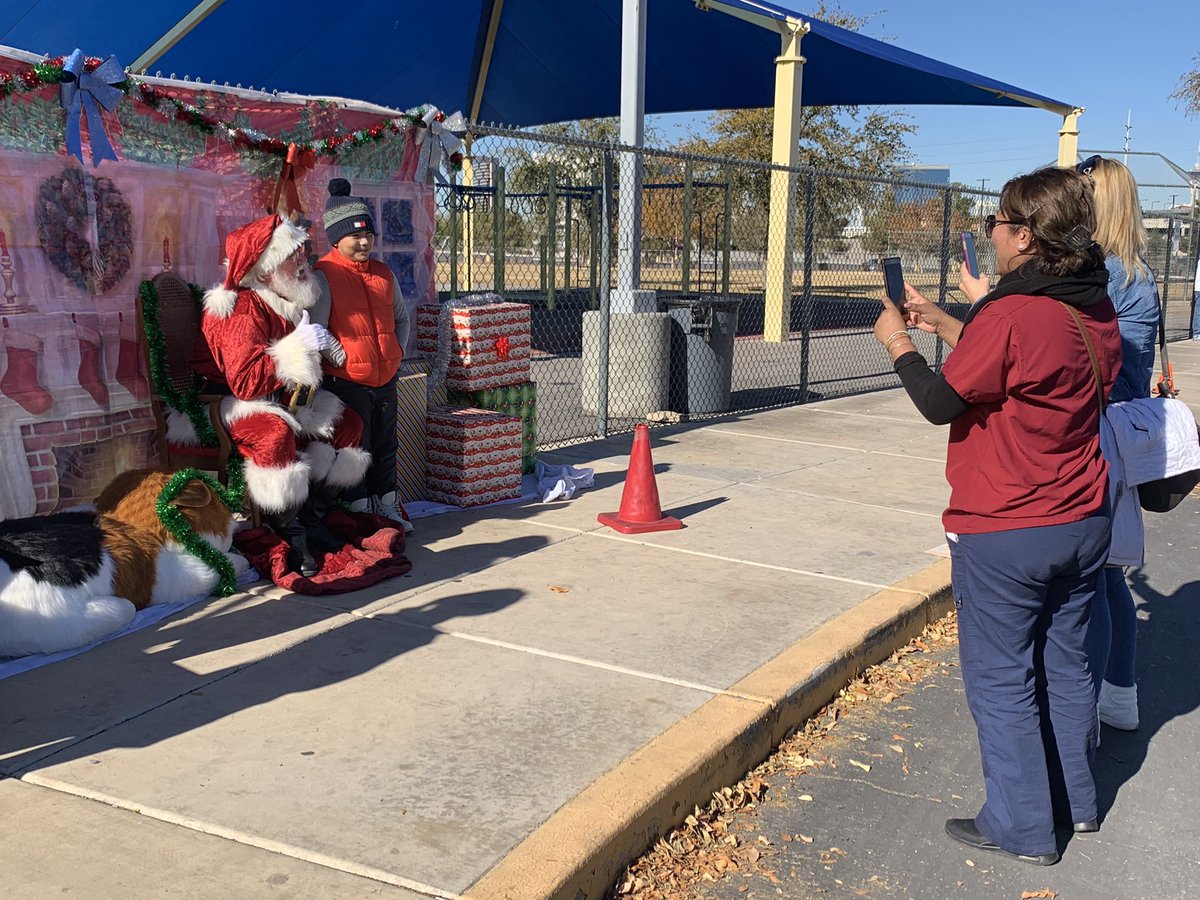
top-left (659, 295), bottom-right (742, 415)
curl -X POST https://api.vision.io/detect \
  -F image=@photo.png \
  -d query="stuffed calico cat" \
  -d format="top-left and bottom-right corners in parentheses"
top-left (0, 469), bottom-right (248, 658)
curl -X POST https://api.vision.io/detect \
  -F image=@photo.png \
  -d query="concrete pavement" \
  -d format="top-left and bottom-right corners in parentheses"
top-left (4, 341), bottom-right (1198, 899)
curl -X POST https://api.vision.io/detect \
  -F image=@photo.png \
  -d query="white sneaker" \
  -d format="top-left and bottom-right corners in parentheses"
top-left (349, 497), bottom-right (372, 514)
top-left (374, 491), bottom-right (414, 533)
top-left (1099, 680), bottom-right (1139, 731)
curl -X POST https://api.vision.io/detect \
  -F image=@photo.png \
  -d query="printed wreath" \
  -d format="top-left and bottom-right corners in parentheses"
top-left (36, 169), bottom-right (133, 294)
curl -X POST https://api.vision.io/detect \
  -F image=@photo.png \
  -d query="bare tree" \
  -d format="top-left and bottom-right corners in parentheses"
top-left (1171, 54), bottom-right (1200, 116)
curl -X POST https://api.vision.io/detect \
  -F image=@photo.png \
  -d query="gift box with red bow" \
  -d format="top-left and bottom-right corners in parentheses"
top-left (414, 300), bottom-right (531, 392)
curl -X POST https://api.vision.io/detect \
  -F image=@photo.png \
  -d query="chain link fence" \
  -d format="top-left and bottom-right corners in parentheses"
top-left (431, 125), bottom-right (1200, 450)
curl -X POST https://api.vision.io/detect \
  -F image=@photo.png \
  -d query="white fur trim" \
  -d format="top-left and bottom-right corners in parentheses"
top-left (300, 440), bottom-right (336, 482)
top-left (165, 408), bottom-right (200, 446)
top-left (203, 285), bottom-right (238, 318)
top-left (267, 329), bottom-right (322, 389)
top-left (295, 388), bottom-right (345, 439)
top-left (249, 281), bottom-right (310, 325)
top-left (242, 458), bottom-right (311, 513)
top-left (324, 446), bottom-right (371, 488)
top-left (249, 219), bottom-right (308, 284)
top-left (219, 396), bottom-right (302, 434)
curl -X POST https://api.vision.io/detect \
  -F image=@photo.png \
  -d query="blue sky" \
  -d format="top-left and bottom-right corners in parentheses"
top-left (651, 1), bottom-right (1200, 203)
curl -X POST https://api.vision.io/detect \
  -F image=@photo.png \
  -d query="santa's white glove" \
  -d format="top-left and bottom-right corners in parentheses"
top-left (293, 310), bottom-right (335, 352)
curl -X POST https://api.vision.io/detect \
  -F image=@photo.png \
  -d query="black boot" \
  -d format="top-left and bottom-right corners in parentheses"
top-left (298, 494), bottom-right (346, 560)
top-left (266, 510), bottom-right (318, 577)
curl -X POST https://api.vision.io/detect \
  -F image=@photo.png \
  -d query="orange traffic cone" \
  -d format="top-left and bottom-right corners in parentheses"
top-left (597, 423), bottom-right (683, 534)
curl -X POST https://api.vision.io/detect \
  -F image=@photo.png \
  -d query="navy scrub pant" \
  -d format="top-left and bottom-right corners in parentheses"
top-left (948, 513), bottom-right (1110, 857)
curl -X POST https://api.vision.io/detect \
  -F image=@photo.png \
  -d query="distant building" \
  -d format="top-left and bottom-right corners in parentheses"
top-left (470, 155), bottom-right (499, 188)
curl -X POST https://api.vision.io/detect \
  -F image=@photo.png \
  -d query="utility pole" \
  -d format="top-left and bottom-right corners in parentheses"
top-left (1123, 110), bottom-right (1132, 165)
top-left (977, 178), bottom-right (989, 216)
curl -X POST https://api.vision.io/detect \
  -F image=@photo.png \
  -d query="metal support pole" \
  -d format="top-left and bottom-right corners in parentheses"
top-left (798, 172), bottom-right (815, 401)
top-left (722, 169), bottom-right (732, 297)
top-left (547, 164), bottom-right (558, 309)
top-left (764, 22), bottom-right (809, 342)
top-left (590, 189), bottom-right (599, 309)
top-left (1057, 107), bottom-right (1085, 168)
top-left (462, 157), bottom-right (475, 290)
top-left (682, 160), bottom-right (693, 293)
top-left (493, 166), bottom-right (506, 295)
top-left (564, 195), bottom-right (573, 292)
top-left (598, 151), bottom-right (615, 437)
top-left (448, 177), bottom-right (459, 299)
top-left (617, 0), bottom-right (647, 295)
top-left (538, 235), bottom-right (546, 293)
top-left (934, 189), bottom-right (952, 371)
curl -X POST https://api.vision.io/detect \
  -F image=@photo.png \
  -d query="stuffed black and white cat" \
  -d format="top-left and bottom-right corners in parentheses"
top-left (0, 470), bottom-right (247, 658)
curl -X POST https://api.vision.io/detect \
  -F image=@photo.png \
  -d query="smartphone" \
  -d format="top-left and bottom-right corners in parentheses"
top-left (881, 257), bottom-right (904, 307)
top-left (961, 232), bottom-right (979, 278)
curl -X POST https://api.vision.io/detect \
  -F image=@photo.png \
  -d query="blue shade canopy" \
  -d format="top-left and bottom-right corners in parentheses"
top-left (0, 0), bottom-right (1074, 124)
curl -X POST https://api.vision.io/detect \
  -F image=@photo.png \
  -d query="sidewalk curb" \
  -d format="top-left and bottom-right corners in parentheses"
top-left (463, 557), bottom-right (954, 900)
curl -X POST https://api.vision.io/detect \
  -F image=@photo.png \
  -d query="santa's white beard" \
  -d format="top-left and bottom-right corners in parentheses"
top-left (268, 270), bottom-right (320, 311)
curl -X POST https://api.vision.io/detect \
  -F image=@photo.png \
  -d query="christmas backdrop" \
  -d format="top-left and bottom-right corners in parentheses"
top-left (0, 48), bottom-right (440, 519)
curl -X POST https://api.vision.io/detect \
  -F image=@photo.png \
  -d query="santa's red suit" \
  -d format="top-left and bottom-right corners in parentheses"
top-left (187, 215), bottom-right (369, 514)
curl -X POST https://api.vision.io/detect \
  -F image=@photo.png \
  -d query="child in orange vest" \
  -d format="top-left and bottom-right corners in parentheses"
top-left (312, 179), bottom-right (412, 530)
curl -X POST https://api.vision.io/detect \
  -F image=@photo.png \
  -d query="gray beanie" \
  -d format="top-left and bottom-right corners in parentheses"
top-left (323, 178), bottom-right (376, 245)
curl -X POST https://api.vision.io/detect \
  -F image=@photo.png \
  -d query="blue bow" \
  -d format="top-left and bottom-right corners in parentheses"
top-left (60, 49), bottom-right (125, 167)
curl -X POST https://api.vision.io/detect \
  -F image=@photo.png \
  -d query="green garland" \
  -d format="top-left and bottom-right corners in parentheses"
top-left (139, 279), bottom-right (247, 513)
top-left (138, 279), bottom-right (218, 447)
top-left (155, 468), bottom-right (238, 597)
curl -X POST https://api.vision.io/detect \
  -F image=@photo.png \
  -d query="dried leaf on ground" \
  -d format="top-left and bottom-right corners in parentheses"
top-left (848, 759), bottom-right (872, 772)
top-left (547, 585), bottom-right (570, 593)
top-left (1020, 891), bottom-right (1057, 899)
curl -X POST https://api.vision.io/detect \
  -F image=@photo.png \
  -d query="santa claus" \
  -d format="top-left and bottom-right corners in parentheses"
top-left (187, 214), bottom-right (370, 569)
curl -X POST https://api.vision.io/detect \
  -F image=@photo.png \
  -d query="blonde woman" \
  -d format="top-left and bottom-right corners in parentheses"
top-left (1078, 154), bottom-right (1161, 733)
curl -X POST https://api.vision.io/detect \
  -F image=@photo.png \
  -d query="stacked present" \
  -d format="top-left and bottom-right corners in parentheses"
top-left (425, 406), bottom-right (523, 506)
top-left (447, 381), bottom-right (537, 473)
top-left (415, 300), bottom-right (531, 391)
top-left (406, 296), bottom-right (537, 507)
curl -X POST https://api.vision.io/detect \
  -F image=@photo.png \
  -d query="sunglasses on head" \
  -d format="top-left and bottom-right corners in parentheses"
top-left (1076, 154), bottom-right (1102, 176)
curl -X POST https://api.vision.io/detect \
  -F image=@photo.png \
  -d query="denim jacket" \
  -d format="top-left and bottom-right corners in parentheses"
top-left (1105, 254), bottom-right (1159, 403)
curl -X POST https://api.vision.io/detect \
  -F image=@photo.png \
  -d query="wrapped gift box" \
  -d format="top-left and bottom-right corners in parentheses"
top-left (400, 356), bottom-right (447, 408)
top-left (415, 300), bottom-right (532, 392)
top-left (414, 304), bottom-right (441, 357)
top-left (425, 406), bottom-right (523, 507)
top-left (447, 381), bottom-right (536, 473)
top-left (394, 365), bottom-right (429, 503)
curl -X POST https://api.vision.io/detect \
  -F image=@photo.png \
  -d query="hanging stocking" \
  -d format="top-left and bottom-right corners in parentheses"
top-left (1, 324), bottom-right (53, 415)
top-left (115, 312), bottom-right (148, 400)
top-left (76, 321), bottom-right (109, 406)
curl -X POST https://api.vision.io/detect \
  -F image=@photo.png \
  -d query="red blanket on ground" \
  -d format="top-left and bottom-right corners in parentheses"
top-left (233, 509), bottom-right (411, 595)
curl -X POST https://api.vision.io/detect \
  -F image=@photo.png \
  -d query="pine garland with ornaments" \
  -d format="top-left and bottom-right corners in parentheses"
top-left (0, 54), bottom-right (464, 170)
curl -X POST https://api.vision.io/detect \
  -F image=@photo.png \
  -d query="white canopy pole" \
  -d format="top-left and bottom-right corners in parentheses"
top-left (615, 0), bottom-right (649, 311)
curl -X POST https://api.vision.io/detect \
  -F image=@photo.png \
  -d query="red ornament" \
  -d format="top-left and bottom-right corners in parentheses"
top-left (48, 56), bottom-right (64, 68)
top-left (449, 152), bottom-right (464, 166)
top-left (20, 70), bottom-right (40, 88)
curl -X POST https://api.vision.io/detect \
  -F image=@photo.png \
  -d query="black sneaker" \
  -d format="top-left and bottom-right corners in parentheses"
top-left (944, 818), bottom-right (1059, 866)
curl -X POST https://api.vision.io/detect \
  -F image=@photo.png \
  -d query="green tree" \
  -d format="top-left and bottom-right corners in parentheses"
top-left (1172, 54), bottom-right (1200, 116)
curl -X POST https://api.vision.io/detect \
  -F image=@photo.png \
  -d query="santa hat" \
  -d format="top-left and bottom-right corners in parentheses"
top-left (204, 214), bottom-right (308, 317)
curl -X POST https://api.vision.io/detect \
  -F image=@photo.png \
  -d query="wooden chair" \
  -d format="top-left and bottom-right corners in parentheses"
top-left (136, 271), bottom-right (258, 525)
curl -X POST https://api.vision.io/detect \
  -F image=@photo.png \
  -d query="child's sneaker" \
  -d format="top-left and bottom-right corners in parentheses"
top-left (374, 491), bottom-right (414, 533)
